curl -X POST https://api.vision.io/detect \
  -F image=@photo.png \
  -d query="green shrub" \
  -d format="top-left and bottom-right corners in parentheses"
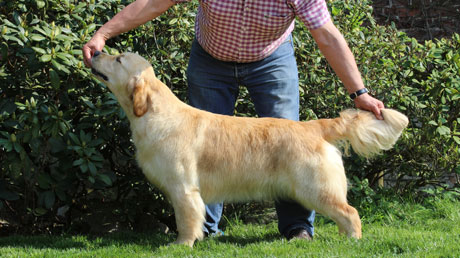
top-left (293, 0), bottom-right (459, 195)
top-left (0, 0), bottom-right (177, 232)
top-left (0, 0), bottom-right (458, 232)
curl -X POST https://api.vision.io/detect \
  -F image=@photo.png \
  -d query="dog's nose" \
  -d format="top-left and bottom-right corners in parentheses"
top-left (93, 51), bottom-right (101, 57)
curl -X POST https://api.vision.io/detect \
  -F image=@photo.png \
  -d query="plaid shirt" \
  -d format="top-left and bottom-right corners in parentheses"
top-left (173, 0), bottom-right (330, 63)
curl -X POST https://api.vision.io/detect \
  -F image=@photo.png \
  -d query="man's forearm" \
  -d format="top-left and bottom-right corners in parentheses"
top-left (96, 0), bottom-right (174, 40)
top-left (310, 20), bottom-right (365, 94)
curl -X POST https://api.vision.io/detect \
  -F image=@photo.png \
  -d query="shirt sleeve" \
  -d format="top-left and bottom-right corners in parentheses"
top-left (290, 0), bottom-right (331, 30)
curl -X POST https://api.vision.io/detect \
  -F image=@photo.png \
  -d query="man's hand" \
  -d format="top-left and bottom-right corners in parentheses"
top-left (354, 93), bottom-right (385, 120)
top-left (82, 0), bottom-right (175, 68)
top-left (83, 33), bottom-right (107, 68)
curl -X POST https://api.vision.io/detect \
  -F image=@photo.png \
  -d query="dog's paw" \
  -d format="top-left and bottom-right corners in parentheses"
top-left (170, 239), bottom-right (195, 247)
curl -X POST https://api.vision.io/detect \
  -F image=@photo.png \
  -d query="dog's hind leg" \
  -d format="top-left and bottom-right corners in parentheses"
top-left (320, 199), bottom-right (362, 239)
top-left (317, 167), bottom-right (362, 239)
top-left (294, 180), bottom-right (362, 239)
top-left (169, 186), bottom-right (205, 247)
top-left (296, 184), bottom-right (362, 239)
top-left (294, 146), bottom-right (362, 239)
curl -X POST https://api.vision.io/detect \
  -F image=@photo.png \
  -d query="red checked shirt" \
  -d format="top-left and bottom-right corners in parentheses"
top-left (173, 0), bottom-right (330, 63)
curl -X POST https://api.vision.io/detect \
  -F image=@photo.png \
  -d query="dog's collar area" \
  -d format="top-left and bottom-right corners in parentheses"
top-left (91, 68), bottom-right (109, 81)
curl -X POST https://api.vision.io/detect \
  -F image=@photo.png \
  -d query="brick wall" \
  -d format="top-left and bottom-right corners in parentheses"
top-left (372, 0), bottom-right (460, 41)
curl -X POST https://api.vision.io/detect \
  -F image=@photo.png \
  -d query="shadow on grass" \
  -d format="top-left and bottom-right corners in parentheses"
top-left (0, 230), bottom-right (283, 250)
top-left (0, 231), bottom-right (174, 251)
top-left (210, 231), bottom-right (282, 246)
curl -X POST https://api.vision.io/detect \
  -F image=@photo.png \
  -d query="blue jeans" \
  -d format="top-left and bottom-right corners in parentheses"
top-left (186, 36), bottom-right (315, 238)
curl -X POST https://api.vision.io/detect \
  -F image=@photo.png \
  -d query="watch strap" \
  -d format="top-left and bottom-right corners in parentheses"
top-left (349, 88), bottom-right (369, 99)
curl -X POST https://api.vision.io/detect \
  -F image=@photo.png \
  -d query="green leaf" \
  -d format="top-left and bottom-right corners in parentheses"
top-left (0, 190), bottom-right (19, 201)
top-left (37, 173), bottom-right (52, 189)
top-left (5, 35), bottom-right (24, 46)
top-left (51, 59), bottom-right (63, 70)
top-left (80, 163), bottom-right (88, 173)
top-left (75, 2), bottom-right (86, 12)
top-left (13, 142), bottom-right (23, 153)
top-left (33, 26), bottom-right (49, 36)
top-left (48, 137), bottom-right (66, 153)
top-left (40, 54), bottom-right (52, 62)
top-left (68, 132), bottom-right (80, 145)
top-left (71, 14), bottom-right (84, 22)
top-left (331, 6), bottom-right (340, 16)
top-left (453, 136), bottom-right (460, 145)
top-left (43, 190), bottom-right (55, 209)
top-left (34, 207), bottom-right (48, 216)
top-left (80, 130), bottom-right (89, 142)
top-left (2, 19), bottom-right (17, 28)
top-left (82, 97), bottom-right (95, 109)
top-left (59, 122), bottom-right (68, 134)
top-left (0, 138), bottom-right (9, 146)
top-left (87, 23), bottom-right (96, 33)
top-left (36, 0), bottom-right (46, 9)
top-left (30, 34), bottom-right (46, 41)
top-left (32, 47), bottom-right (47, 54)
top-left (72, 158), bottom-right (84, 166)
top-left (54, 189), bottom-right (67, 203)
top-left (90, 154), bottom-right (104, 162)
top-left (52, 59), bottom-right (71, 74)
top-left (55, 34), bottom-right (73, 42)
top-left (98, 174), bottom-right (112, 186)
top-left (57, 52), bottom-right (74, 62)
top-left (436, 126), bottom-right (451, 136)
top-left (88, 138), bottom-right (104, 147)
top-left (88, 162), bottom-right (97, 175)
top-left (70, 49), bottom-right (82, 55)
top-left (169, 18), bottom-right (178, 25)
top-left (50, 69), bottom-right (60, 89)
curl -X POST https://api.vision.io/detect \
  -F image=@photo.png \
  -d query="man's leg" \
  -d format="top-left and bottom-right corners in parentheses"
top-left (241, 35), bottom-right (315, 238)
top-left (186, 38), bottom-right (238, 236)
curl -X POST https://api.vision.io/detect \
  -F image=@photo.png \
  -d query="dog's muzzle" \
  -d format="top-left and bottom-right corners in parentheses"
top-left (91, 51), bottom-right (109, 81)
top-left (91, 67), bottom-right (109, 81)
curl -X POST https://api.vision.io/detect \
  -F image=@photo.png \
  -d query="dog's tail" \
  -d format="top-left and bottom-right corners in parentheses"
top-left (324, 109), bottom-right (409, 158)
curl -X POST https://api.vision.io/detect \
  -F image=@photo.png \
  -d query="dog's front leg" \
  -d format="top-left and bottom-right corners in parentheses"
top-left (169, 187), bottom-right (206, 247)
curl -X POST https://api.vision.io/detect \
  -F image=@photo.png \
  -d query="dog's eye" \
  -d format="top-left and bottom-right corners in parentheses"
top-left (116, 56), bottom-right (122, 63)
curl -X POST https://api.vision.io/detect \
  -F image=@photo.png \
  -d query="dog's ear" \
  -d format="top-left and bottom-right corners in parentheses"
top-left (128, 76), bottom-right (150, 117)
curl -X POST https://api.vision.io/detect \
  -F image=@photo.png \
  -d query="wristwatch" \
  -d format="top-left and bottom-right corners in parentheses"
top-left (349, 88), bottom-right (368, 100)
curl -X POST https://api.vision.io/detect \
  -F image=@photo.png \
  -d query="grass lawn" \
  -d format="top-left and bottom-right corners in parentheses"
top-left (1, 197), bottom-right (459, 257)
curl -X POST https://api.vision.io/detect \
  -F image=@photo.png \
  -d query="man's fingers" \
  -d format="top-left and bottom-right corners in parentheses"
top-left (83, 45), bottom-right (92, 67)
top-left (375, 100), bottom-right (385, 120)
top-left (373, 105), bottom-right (384, 120)
top-left (355, 94), bottom-right (385, 120)
top-left (82, 37), bottom-right (104, 68)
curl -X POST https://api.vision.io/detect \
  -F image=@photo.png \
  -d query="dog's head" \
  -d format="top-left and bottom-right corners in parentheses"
top-left (91, 51), bottom-right (157, 117)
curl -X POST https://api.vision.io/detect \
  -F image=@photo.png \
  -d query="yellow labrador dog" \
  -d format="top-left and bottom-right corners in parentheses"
top-left (91, 52), bottom-right (408, 247)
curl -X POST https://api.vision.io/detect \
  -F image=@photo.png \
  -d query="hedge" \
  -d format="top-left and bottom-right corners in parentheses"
top-left (0, 0), bottom-right (459, 233)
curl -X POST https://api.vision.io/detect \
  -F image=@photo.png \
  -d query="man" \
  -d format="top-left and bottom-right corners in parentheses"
top-left (83, 0), bottom-right (384, 240)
